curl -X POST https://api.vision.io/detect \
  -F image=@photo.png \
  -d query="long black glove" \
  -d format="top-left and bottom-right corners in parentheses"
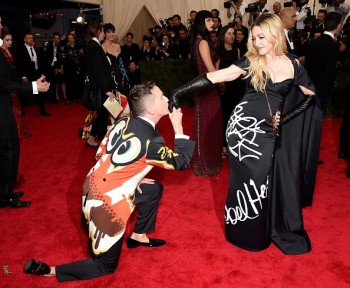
top-left (168, 74), bottom-right (213, 111)
top-left (280, 94), bottom-right (315, 125)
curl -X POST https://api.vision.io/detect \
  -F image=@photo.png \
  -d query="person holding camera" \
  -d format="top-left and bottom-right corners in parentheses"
top-left (294, 0), bottom-right (311, 31)
top-left (226, 0), bottom-right (248, 23)
top-left (273, 2), bottom-right (282, 14)
top-left (321, 0), bottom-right (350, 23)
top-left (155, 33), bottom-right (175, 60)
top-left (247, 0), bottom-right (269, 26)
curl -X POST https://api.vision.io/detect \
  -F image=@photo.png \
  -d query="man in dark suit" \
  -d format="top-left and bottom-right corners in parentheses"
top-left (23, 81), bottom-right (195, 281)
top-left (83, 21), bottom-right (118, 147)
top-left (305, 12), bottom-right (342, 112)
top-left (0, 16), bottom-right (50, 208)
top-left (121, 32), bottom-right (140, 67)
top-left (16, 32), bottom-right (51, 116)
top-left (302, 12), bottom-right (342, 205)
top-left (279, 7), bottom-right (298, 55)
top-left (40, 32), bottom-right (63, 103)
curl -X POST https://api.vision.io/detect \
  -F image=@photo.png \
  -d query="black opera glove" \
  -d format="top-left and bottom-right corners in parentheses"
top-left (168, 74), bottom-right (213, 112)
top-left (280, 94), bottom-right (315, 125)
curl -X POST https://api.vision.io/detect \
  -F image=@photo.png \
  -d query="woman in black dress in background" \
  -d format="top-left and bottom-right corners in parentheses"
top-left (218, 25), bottom-right (241, 157)
top-left (170, 13), bottom-right (317, 255)
top-left (102, 23), bottom-right (130, 96)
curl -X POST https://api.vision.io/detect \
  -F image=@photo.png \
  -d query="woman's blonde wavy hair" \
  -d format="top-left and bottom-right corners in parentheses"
top-left (245, 13), bottom-right (287, 93)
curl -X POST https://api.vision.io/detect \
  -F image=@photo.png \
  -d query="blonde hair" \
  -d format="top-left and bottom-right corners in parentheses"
top-left (245, 13), bottom-right (287, 93)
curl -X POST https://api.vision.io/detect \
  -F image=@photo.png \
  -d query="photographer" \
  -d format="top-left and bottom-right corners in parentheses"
top-left (321, 0), bottom-right (350, 23)
top-left (247, 0), bottom-right (269, 26)
top-left (225, 0), bottom-right (248, 23)
top-left (273, 2), bottom-right (282, 14)
top-left (173, 26), bottom-right (190, 59)
top-left (171, 14), bottom-right (187, 37)
top-left (187, 10), bottom-right (197, 32)
top-left (155, 33), bottom-right (175, 60)
top-left (294, 0), bottom-right (311, 31)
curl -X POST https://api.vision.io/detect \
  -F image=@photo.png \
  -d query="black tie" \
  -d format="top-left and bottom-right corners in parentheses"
top-left (287, 31), bottom-right (293, 43)
top-left (30, 47), bottom-right (34, 58)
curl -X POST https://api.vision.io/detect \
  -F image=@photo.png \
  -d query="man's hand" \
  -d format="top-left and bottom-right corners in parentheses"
top-left (136, 178), bottom-right (155, 193)
top-left (36, 75), bottom-right (50, 92)
top-left (169, 107), bottom-right (184, 135)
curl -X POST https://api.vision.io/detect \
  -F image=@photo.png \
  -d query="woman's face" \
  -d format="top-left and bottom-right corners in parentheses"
top-left (3, 34), bottom-right (13, 48)
top-left (224, 28), bottom-right (235, 45)
top-left (205, 18), bottom-right (214, 32)
top-left (105, 30), bottom-right (116, 42)
top-left (251, 26), bottom-right (275, 56)
top-left (143, 40), bottom-right (150, 47)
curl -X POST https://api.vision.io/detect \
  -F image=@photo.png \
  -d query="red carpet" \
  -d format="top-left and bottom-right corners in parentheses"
top-left (1, 102), bottom-right (350, 288)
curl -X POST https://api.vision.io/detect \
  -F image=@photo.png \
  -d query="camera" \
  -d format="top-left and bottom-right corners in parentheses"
top-left (159, 18), bottom-right (169, 29)
top-left (224, 1), bottom-right (231, 8)
top-left (283, 1), bottom-right (293, 7)
top-left (245, 2), bottom-right (259, 12)
top-left (319, 0), bottom-right (334, 4)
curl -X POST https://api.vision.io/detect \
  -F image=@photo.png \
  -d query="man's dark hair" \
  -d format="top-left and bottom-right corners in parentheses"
top-left (128, 81), bottom-right (156, 115)
top-left (211, 9), bottom-right (219, 16)
top-left (53, 32), bottom-right (61, 38)
top-left (324, 11), bottom-right (342, 31)
top-left (178, 26), bottom-right (188, 33)
top-left (126, 32), bottom-right (134, 38)
top-left (173, 14), bottom-right (181, 21)
top-left (234, 15), bottom-right (243, 22)
top-left (87, 21), bottom-right (102, 39)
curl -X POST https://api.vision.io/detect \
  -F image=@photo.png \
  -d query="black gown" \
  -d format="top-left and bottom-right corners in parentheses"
top-left (224, 53), bottom-right (315, 254)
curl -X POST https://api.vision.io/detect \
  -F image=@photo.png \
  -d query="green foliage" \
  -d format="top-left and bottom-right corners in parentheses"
top-left (140, 59), bottom-right (197, 103)
top-left (328, 61), bottom-right (350, 118)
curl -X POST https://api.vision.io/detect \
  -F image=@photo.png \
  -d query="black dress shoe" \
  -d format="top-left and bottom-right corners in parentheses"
top-left (338, 152), bottom-right (349, 159)
top-left (0, 198), bottom-right (31, 208)
top-left (40, 111), bottom-right (51, 116)
top-left (24, 259), bottom-right (51, 275)
top-left (126, 236), bottom-right (166, 248)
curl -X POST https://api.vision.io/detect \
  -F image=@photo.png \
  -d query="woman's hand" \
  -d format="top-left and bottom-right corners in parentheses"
top-left (106, 92), bottom-right (116, 101)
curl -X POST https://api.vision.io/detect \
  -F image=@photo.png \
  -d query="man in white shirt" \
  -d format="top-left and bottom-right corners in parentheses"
top-left (294, 0), bottom-right (311, 30)
top-left (321, 0), bottom-right (350, 23)
top-left (279, 7), bottom-right (298, 54)
top-left (226, 0), bottom-right (248, 23)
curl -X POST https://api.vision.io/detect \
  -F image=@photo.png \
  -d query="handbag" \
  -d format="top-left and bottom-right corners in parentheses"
top-left (83, 76), bottom-right (102, 110)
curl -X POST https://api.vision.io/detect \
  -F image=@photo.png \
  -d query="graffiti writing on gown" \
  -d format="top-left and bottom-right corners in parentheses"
top-left (225, 177), bottom-right (269, 225)
top-left (226, 102), bottom-right (265, 161)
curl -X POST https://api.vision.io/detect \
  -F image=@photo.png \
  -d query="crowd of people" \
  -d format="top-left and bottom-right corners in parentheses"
top-left (1, 1), bottom-right (350, 283)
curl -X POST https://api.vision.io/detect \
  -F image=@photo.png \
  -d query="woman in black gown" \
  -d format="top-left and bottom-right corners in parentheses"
top-left (170, 13), bottom-right (318, 255)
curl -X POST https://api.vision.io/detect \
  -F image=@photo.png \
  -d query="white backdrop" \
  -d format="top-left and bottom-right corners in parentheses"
top-left (68, 0), bottom-right (349, 44)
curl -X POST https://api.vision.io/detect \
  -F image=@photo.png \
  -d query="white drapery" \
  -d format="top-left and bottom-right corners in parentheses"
top-left (67, 0), bottom-right (340, 45)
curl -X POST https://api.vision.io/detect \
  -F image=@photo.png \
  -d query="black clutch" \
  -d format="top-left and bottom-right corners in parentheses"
top-left (83, 76), bottom-right (102, 111)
